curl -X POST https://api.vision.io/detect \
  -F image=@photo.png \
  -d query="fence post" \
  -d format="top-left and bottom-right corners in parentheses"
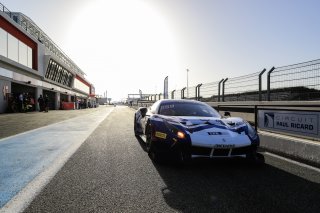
top-left (222, 78), bottom-right (228, 102)
top-left (259, 68), bottom-right (266, 101)
top-left (181, 87), bottom-right (186, 99)
top-left (218, 79), bottom-right (224, 102)
top-left (171, 90), bottom-right (175, 99)
top-left (197, 84), bottom-right (202, 101)
top-left (195, 86), bottom-right (198, 100)
top-left (267, 67), bottom-right (275, 101)
top-left (254, 105), bottom-right (258, 131)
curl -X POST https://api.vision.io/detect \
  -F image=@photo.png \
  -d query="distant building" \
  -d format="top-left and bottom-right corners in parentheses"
top-left (0, 3), bottom-right (95, 113)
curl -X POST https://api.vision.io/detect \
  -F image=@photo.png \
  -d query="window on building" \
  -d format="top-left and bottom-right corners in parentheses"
top-left (13, 15), bottom-right (18, 23)
top-left (7, 33), bottom-right (18, 62)
top-left (0, 28), bottom-right (8, 57)
top-left (45, 59), bottom-right (73, 87)
top-left (0, 28), bottom-right (33, 69)
top-left (27, 47), bottom-right (32, 68)
top-left (19, 41), bottom-right (28, 67)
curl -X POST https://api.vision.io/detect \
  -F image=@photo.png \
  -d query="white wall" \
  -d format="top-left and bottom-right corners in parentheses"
top-left (74, 78), bottom-right (89, 94)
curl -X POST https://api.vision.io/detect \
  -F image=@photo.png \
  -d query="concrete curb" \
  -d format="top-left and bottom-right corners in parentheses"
top-left (259, 130), bottom-right (320, 168)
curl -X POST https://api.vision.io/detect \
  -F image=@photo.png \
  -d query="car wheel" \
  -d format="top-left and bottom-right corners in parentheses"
top-left (145, 127), bottom-right (151, 153)
top-left (134, 114), bottom-right (139, 136)
top-left (146, 128), bottom-right (162, 163)
top-left (149, 149), bottom-right (162, 163)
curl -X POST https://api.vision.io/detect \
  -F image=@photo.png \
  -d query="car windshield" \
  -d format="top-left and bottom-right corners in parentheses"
top-left (159, 102), bottom-right (221, 117)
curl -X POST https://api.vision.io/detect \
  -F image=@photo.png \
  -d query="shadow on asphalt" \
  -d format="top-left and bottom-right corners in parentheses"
top-left (135, 135), bottom-right (148, 152)
top-left (134, 136), bottom-right (320, 213)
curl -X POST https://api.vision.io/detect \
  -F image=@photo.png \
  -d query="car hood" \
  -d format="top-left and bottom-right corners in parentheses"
top-left (155, 115), bottom-right (251, 148)
top-left (156, 115), bottom-right (247, 130)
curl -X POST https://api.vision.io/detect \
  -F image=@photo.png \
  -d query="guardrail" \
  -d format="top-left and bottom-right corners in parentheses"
top-left (0, 3), bottom-right (11, 18)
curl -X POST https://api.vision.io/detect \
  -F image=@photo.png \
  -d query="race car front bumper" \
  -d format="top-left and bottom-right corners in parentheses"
top-left (190, 144), bottom-right (258, 158)
top-left (151, 136), bottom-right (258, 159)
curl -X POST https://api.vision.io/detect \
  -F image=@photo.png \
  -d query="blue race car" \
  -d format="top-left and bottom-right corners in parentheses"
top-left (134, 99), bottom-right (263, 164)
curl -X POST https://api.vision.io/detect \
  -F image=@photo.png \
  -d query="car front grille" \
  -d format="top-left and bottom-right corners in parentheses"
top-left (212, 149), bottom-right (230, 156)
top-left (191, 146), bottom-right (251, 158)
top-left (191, 146), bottom-right (211, 156)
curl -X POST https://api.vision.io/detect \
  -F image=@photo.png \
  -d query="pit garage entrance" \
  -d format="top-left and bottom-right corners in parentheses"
top-left (11, 82), bottom-right (36, 112)
top-left (43, 90), bottom-right (56, 110)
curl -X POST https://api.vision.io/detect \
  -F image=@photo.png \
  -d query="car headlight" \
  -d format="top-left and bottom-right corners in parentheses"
top-left (164, 120), bottom-right (186, 139)
top-left (177, 131), bottom-right (186, 139)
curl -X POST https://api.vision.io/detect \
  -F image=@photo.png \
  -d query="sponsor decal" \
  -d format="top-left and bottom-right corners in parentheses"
top-left (155, 131), bottom-right (167, 139)
top-left (259, 110), bottom-right (320, 138)
top-left (160, 104), bottom-right (175, 110)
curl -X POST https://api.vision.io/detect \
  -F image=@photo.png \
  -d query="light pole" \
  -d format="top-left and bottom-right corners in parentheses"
top-left (186, 69), bottom-right (189, 98)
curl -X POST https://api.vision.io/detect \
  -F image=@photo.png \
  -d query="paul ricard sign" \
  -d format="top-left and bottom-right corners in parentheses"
top-left (258, 110), bottom-right (320, 139)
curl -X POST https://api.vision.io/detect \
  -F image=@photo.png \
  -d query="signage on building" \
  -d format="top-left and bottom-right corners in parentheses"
top-left (258, 110), bottom-right (320, 139)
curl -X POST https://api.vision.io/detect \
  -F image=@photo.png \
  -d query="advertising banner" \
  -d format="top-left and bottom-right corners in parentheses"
top-left (258, 110), bottom-right (320, 139)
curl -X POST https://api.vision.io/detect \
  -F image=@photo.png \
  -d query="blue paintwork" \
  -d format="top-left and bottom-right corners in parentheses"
top-left (0, 108), bottom-right (112, 208)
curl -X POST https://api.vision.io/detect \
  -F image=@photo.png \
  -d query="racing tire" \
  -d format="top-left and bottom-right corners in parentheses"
top-left (146, 127), bottom-right (162, 163)
top-left (145, 127), bottom-right (152, 153)
top-left (134, 114), bottom-right (139, 136)
top-left (148, 148), bottom-right (162, 163)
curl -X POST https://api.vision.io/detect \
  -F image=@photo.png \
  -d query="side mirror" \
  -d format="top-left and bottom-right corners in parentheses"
top-left (224, 111), bottom-right (231, 117)
top-left (139, 107), bottom-right (148, 117)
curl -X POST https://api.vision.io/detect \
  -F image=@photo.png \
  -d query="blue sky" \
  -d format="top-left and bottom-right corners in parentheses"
top-left (1, 0), bottom-right (319, 100)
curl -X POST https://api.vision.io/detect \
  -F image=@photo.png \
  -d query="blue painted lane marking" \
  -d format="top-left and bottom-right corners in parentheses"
top-left (0, 108), bottom-right (113, 208)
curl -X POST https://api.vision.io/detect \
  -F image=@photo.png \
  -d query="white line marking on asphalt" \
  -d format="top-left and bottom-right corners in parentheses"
top-left (0, 108), bottom-right (114, 213)
top-left (264, 152), bottom-right (320, 173)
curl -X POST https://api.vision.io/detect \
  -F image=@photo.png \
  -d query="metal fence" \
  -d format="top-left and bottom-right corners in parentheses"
top-left (198, 81), bottom-right (220, 102)
top-left (268, 59), bottom-right (320, 101)
top-left (187, 85), bottom-right (197, 99)
top-left (132, 58), bottom-right (320, 103)
top-left (173, 89), bottom-right (182, 99)
top-left (0, 3), bottom-right (11, 18)
top-left (224, 70), bottom-right (266, 102)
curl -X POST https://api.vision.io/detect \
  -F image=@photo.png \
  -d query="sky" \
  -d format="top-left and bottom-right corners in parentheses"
top-left (1, 0), bottom-right (320, 101)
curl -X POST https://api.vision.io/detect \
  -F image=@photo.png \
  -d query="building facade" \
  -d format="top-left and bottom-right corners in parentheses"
top-left (0, 3), bottom-right (95, 113)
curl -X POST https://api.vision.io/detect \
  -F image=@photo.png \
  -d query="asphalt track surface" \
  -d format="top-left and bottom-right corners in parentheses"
top-left (4, 106), bottom-right (320, 212)
top-left (0, 107), bottom-right (113, 211)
